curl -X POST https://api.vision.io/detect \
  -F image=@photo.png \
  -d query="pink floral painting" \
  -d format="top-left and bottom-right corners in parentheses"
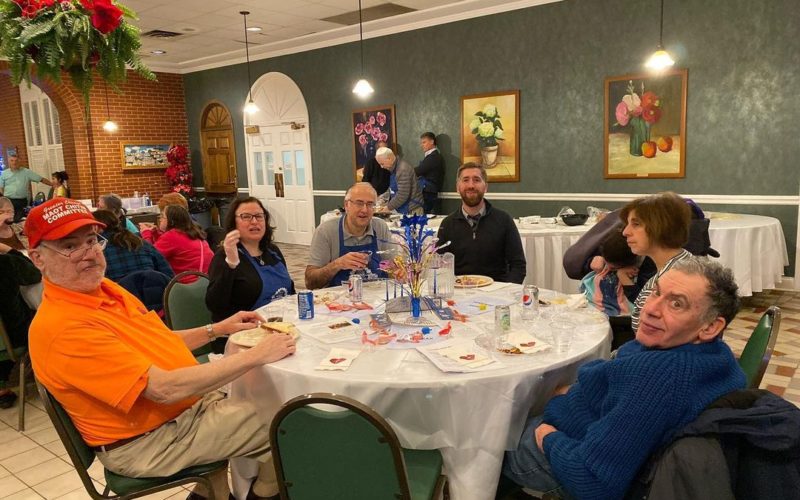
top-left (352, 105), bottom-right (396, 181)
top-left (604, 69), bottom-right (687, 179)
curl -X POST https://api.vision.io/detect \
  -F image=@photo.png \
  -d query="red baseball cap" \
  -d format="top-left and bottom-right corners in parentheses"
top-left (25, 198), bottom-right (105, 248)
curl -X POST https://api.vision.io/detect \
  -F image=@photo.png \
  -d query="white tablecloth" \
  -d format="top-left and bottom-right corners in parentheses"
top-left (518, 214), bottom-right (789, 297)
top-left (227, 284), bottom-right (610, 500)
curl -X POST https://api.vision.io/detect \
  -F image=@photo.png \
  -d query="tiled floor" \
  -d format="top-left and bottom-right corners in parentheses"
top-left (1, 243), bottom-right (797, 499)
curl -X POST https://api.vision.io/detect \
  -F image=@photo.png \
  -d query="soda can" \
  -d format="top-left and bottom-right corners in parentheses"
top-left (495, 305), bottom-right (511, 333)
top-left (521, 284), bottom-right (539, 320)
top-left (349, 274), bottom-right (363, 302)
top-left (297, 290), bottom-right (315, 320)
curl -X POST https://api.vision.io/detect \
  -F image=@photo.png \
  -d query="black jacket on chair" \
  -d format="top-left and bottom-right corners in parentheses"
top-left (627, 389), bottom-right (800, 500)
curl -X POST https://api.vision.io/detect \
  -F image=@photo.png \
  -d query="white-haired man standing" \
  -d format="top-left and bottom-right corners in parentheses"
top-left (375, 147), bottom-right (424, 215)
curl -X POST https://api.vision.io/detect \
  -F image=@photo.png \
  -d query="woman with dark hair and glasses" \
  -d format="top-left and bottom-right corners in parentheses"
top-left (153, 205), bottom-right (213, 283)
top-left (93, 210), bottom-right (174, 282)
top-left (206, 197), bottom-right (294, 341)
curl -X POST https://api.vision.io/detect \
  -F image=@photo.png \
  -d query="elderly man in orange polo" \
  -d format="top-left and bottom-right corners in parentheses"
top-left (26, 198), bottom-right (294, 500)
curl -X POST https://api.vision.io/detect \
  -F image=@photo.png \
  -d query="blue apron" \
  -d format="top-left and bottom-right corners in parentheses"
top-left (389, 171), bottom-right (422, 215)
top-left (242, 247), bottom-right (293, 310)
top-left (328, 217), bottom-right (384, 287)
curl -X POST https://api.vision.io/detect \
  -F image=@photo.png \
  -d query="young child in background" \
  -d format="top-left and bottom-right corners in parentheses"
top-left (580, 230), bottom-right (639, 316)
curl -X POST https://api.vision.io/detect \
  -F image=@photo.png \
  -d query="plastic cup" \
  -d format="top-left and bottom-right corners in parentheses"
top-left (265, 301), bottom-right (285, 322)
top-left (549, 320), bottom-right (575, 354)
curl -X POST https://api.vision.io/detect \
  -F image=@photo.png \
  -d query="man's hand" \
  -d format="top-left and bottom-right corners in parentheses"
top-left (535, 423), bottom-right (558, 452)
top-left (336, 251), bottom-right (369, 271)
top-left (214, 310), bottom-right (266, 336)
top-left (616, 265), bottom-right (639, 286)
top-left (250, 332), bottom-right (296, 364)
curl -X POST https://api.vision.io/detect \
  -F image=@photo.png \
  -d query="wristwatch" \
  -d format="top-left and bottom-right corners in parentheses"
top-left (205, 324), bottom-right (216, 339)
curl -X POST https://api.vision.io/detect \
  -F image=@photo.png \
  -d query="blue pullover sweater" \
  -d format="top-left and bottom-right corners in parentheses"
top-left (541, 339), bottom-right (746, 500)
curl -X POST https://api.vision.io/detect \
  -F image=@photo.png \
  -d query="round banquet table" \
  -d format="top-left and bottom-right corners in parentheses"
top-left (516, 213), bottom-right (788, 297)
top-left (226, 283), bottom-right (610, 500)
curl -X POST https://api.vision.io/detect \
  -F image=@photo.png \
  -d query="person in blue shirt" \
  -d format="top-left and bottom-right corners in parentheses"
top-left (501, 258), bottom-right (746, 499)
top-left (98, 193), bottom-right (140, 235)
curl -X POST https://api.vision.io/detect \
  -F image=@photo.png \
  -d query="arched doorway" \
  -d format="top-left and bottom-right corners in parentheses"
top-left (200, 102), bottom-right (237, 194)
top-left (243, 72), bottom-right (314, 245)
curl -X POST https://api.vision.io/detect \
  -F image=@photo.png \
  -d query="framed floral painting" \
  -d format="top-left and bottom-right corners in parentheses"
top-left (460, 90), bottom-right (520, 183)
top-left (604, 69), bottom-right (687, 179)
top-left (352, 105), bottom-right (396, 181)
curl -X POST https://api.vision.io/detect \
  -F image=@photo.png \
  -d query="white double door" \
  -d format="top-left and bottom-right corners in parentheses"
top-left (20, 83), bottom-right (64, 199)
top-left (244, 72), bottom-right (315, 245)
top-left (247, 126), bottom-right (314, 245)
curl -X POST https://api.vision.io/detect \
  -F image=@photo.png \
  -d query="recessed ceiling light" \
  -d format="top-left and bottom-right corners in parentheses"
top-left (246, 26), bottom-right (262, 32)
top-left (151, 50), bottom-right (167, 55)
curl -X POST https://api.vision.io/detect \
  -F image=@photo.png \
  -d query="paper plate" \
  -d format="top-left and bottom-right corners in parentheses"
top-left (229, 324), bottom-right (300, 348)
top-left (454, 275), bottom-right (494, 288)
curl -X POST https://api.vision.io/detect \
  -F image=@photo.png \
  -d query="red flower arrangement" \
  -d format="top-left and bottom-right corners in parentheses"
top-left (164, 145), bottom-right (194, 197)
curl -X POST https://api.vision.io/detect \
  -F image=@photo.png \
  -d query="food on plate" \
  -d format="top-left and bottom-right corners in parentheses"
top-left (454, 275), bottom-right (493, 288)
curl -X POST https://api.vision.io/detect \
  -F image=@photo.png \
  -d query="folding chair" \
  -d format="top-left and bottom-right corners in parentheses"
top-left (163, 271), bottom-right (214, 361)
top-left (0, 316), bottom-right (29, 431)
top-left (738, 306), bottom-right (781, 389)
top-left (36, 380), bottom-right (227, 500)
top-left (270, 393), bottom-right (448, 499)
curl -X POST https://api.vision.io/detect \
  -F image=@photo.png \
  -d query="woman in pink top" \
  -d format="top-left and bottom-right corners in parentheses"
top-left (154, 205), bottom-right (214, 282)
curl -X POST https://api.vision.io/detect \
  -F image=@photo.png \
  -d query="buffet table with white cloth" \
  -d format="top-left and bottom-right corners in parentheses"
top-left (226, 283), bottom-right (610, 500)
top-left (516, 213), bottom-right (788, 297)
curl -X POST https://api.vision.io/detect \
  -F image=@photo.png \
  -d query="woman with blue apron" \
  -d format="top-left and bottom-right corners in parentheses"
top-left (242, 247), bottom-right (294, 309)
top-left (327, 217), bottom-right (385, 287)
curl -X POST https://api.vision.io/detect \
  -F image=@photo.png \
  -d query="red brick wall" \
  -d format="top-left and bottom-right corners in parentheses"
top-left (0, 65), bottom-right (188, 202)
top-left (0, 75), bottom-right (29, 166)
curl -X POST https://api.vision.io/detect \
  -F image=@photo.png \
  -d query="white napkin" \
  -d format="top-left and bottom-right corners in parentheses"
top-left (316, 348), bottom-right (362, 371)
top-left (566, 294), bottom-right (588, 309)
top-left (505, 330), bottom-right (551, 354)
top-left (435, 344), bottom-right (494, 368)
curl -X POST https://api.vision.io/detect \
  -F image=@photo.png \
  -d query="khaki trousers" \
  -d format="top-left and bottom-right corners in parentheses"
top-left (97, 391), bottom-right (277, 496)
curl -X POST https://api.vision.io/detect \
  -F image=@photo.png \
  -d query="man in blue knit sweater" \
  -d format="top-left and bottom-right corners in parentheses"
top-left (502, 258), bottom-right (746, 499)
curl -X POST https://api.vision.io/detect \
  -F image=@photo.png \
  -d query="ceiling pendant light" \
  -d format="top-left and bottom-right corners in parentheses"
top-left (352, 0), bottom-right (374, 98)
top-left (102, 84), bottom-right (118, 133)
top-left (241, 11), bottom-right (259, 114)
top-left (645, 0), bottom-right (675, 71)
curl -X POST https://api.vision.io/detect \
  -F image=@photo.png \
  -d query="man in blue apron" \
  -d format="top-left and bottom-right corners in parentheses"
top-left (374, 147), bottom-right (424, 216)
top-left (305, 182), bottom-right (393, 289)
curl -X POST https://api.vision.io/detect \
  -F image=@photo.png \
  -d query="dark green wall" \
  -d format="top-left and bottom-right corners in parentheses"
top-left (184, 0), bottom-right (800, 273)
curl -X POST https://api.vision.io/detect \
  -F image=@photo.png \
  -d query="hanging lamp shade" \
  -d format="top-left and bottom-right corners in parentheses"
top-left (351, 0), bottom-right (374, 98)
top-left (645, 0), bottom-right (675, 71)
top-left (241, 11), bottom-right (260, 114)
top-left (102, 84), bottom-right (118, 133)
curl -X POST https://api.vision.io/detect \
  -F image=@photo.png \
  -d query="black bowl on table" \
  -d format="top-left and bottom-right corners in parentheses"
top-left (561, 214), bottom-right (589, 226)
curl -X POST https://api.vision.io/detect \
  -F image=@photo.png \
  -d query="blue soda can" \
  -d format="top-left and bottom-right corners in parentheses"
top-left (297, 290), bottom-right (314, 320)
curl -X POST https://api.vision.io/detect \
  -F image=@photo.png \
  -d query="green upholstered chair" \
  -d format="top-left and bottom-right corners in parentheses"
top-left (738, 306), bottom-right (781, 389)
top-left (270, 393), bottom-right (448, 500)
top-left (163, 271), bottom-right (214, 361)
top-left (36, 380), bottom-right (227, 500)
top-left (0, 316), bottom-right (29, 431)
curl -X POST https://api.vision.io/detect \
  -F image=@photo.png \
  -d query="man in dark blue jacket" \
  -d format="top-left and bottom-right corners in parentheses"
top-left (414, 132), bottom-right (444, 214)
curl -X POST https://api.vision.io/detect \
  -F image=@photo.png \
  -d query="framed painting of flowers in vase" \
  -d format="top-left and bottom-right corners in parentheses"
top-left (352, 105), bottom-right (397, 182)
top-left (460, 90), bottom-right (520, 182)
top-left (604, 69), bottom-right (687, 179)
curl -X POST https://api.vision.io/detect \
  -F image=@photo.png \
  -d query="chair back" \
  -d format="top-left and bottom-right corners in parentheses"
top-left (738, 306), bottom-right (781, 389)
top-left (270, 393), bottom-right (412, 500)
top-left (163, 271), bottom-right (212, 330)
top-left (36, 380), bottom-right (99, 492)
top-left (118, 270), bottom-right (172, 313)
top-left (0, 316), bottom-right (25, 363)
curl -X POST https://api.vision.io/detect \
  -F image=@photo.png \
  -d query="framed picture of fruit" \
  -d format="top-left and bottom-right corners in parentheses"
top-left (604, 69), bottom-right (687, 179)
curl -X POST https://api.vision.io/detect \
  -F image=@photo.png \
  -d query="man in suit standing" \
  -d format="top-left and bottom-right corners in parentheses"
top-left (414, 132), bottom-right (444, 214)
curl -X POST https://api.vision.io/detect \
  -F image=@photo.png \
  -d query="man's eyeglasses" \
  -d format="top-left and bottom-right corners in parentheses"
top-left (236, 213), bottom-right (266, 222)
top-left (347, 200), bottom-right (376, 210)
top-left (41, 234), bottom-right (107, 262)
